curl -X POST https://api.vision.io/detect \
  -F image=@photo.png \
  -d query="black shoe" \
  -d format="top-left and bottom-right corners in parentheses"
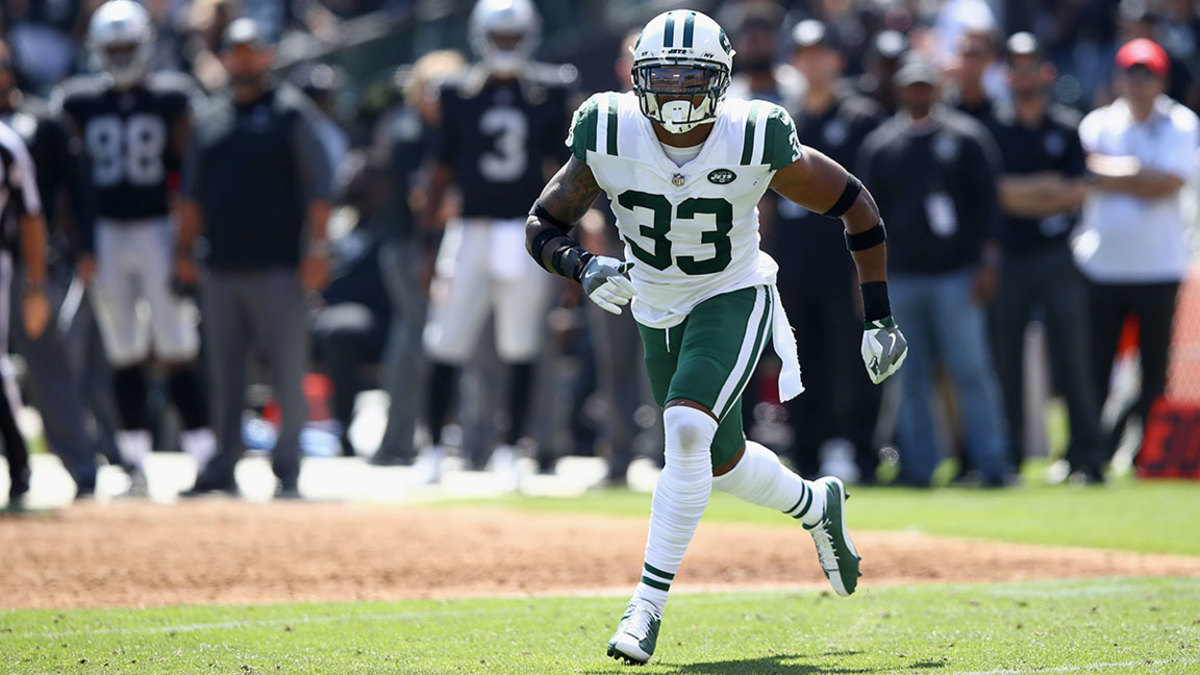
top-left (8, 470), bottom-right (30, 503)
top-left (179, 479), bottom-right (239, 498)
top-left (274, 483), bottom-right (302, 500)
top-left (1068, 466), bottom-right (1106, 486)
top-left (369, 451), bottom-right (414, 467)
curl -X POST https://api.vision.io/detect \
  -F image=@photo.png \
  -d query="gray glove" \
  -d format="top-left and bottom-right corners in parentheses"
top-left (861, 316), bottom-right (908, 384)
top-left (580, 256), bottom-right (636, 315)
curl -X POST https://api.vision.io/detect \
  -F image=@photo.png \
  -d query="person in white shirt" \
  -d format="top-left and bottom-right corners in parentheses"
top-left (1074, 37), bottom-right (1200, 469)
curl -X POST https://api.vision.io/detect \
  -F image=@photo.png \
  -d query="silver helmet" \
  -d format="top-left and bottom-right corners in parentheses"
top-left (87, 0), bottom-right (154, 88)
top-left (631, 10), bottom-right (735, 134)
top-left (468, 0), bottom-right (541, 75)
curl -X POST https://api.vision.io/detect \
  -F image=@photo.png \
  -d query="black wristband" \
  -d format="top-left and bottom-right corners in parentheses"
top-left (861, 281), bottom-right (891, 323)
top-left (845, 220), bottom-right (887, 251)
top-left (530, 228), bottom-right (569, 268)
top-left (823, 175), bottom-right (863, 219)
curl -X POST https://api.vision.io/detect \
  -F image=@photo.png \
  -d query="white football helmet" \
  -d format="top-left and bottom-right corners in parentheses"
top-left (468, 0), bottom-right (541, 75)
top-left (631, 10), bottom-right (735, 134)
top-left (87, 0), bottom-right (154, 89)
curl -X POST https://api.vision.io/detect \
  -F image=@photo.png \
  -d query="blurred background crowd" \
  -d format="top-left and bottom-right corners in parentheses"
top-left (1, 0), bottom-right (1198, 506)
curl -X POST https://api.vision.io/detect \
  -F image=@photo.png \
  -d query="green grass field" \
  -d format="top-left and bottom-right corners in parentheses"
top-left (3, 478), bottom-right (1199, 674)
top-left (3, 578), bottom-right (1198, 674)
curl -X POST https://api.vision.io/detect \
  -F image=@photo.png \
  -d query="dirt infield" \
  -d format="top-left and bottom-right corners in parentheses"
top-left (3, 500), bottom-right (1199, 609)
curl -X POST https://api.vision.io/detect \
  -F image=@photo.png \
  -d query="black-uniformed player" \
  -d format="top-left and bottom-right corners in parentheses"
top-left (413, 0), bottom-right (576, 487)
top-left (53, 0), bottom-right (214, 492)
top-left (766, 20), bottom-right (886, 483)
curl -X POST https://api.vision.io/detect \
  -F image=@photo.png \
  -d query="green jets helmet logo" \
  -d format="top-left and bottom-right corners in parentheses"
top-left (718, 29), bottom-right (732, 54)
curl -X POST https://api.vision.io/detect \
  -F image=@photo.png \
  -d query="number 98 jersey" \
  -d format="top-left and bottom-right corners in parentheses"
top-left (567, 91), bottom-right (803, 329)
top-left (52, 72), bottom-right (196, 220)
top-left (436, 64), bottom-right (576, 219)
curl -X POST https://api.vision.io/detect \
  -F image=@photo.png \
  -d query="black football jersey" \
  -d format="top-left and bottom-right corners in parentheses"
top-left (435, 64), bottom-right (575, 219)
top-left (54, 72), bottom-right (196, 221)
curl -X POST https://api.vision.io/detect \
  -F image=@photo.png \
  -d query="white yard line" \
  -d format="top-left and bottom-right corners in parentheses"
top-left (952, 658), bottom-right (1200, 675)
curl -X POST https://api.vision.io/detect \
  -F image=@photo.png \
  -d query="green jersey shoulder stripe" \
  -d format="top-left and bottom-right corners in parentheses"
top-left (740, 101), bottom-right (761, 165)
top-left (567, 95), bottom-right (600, 162)
top-left (604, 92), bottom-right (619, 155)
top-left (567, 93), bottom-right (622, 161)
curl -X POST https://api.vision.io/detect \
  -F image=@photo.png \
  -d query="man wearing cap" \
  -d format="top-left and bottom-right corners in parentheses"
top-left (1074, 38), bottom-right (1199, 464)
top-left (175, 18), bottom-right (333, 498)
top-left (858, 54), bottom-right (1010, 487)
top-left (765, 19), bottom-right (886, 482)
top-left (988, 32), bottom-right (1104, 483)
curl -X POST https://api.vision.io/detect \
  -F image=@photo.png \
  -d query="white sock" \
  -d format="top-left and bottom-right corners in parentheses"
top-left (712, 440), bottom-right (826, 527)
top-left (634, 406), bottom-right (717, 613)
top-left (180, 428), bottom-right (217, 470)
top-left (115, 430), bottom-right (153, 473)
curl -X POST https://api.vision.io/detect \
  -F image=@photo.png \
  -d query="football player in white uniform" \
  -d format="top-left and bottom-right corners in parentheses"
top-left (525, 10), bottom-right (907, 665)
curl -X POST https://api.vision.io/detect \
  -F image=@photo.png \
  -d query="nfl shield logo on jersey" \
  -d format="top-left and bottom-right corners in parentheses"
top-left (672, 173), bottom-right (686, 187)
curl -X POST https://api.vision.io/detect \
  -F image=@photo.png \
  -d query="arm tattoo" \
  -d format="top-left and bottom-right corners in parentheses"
top-left (526, 158), bottom-right (602, 279)
top-left (540, 157), bottom-right (602, 225)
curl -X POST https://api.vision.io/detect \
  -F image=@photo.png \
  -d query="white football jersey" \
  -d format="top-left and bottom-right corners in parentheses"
top-left (566, 91), bottom-right (803, 328)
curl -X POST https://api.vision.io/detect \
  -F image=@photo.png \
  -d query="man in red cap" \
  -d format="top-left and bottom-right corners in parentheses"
top-left (1073, 37), bottom-right (1200, 472)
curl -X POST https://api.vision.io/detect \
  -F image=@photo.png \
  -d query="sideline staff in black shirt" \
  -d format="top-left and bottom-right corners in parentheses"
top-left (987, 32), bottom-right (1103, 482)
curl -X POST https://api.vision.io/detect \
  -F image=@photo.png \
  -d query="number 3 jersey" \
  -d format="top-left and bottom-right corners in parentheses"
top-left (436, 65), bottom-right (576, 220)
top-left (568, 91), bottom-right (803, 329)
top-left (53, 72), bottom-right (195, 221)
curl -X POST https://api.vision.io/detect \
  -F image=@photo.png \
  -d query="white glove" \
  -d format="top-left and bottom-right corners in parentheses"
top-left (580, 256), bottom-right (636, 315)
top-left (861, 316), bottom-right (908, 384)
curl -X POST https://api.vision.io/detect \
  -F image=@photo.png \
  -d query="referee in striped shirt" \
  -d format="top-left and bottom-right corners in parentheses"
top-left (0, 118), bottom-right (49, 509)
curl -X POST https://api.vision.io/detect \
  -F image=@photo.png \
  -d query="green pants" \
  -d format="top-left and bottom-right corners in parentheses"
top-left (637, 285), bottom-right (774, 468)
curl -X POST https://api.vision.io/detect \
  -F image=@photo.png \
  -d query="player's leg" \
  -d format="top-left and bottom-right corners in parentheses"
top-left (608, 287), bottom-right (770, 665)
top-left (89, 222), bottom-right (153, 481)
top-left (418, 220), bottom-right (491, 482)
top-left (142, 219), bottom-right (214, 470)
top-left (494, 218), bottom-right (553, 482)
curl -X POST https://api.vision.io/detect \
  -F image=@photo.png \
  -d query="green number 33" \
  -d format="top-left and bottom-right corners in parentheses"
top-left (617, 190), bottom-right (734, 275)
